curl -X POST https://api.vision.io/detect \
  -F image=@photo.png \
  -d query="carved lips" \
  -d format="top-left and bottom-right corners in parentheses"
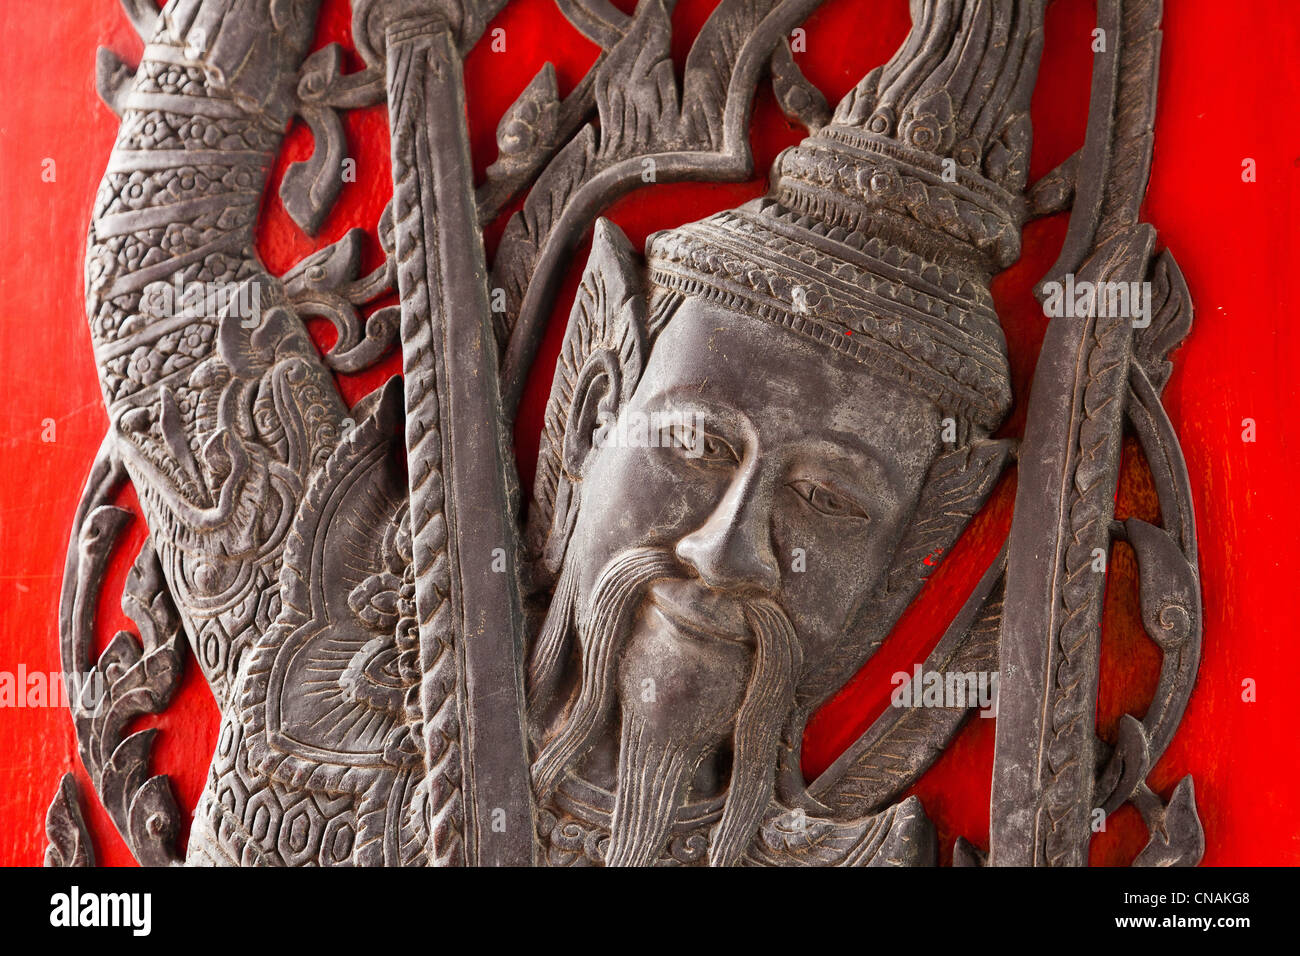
top-left (645, 579), bottom-right (756, 648)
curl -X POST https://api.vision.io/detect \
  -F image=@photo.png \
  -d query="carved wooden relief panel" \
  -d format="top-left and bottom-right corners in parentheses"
top-left (35, 0), bottom-right (1209, 868)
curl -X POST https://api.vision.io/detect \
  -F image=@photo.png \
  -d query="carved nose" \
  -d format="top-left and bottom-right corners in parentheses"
top-left (675, 483), bottom-right (780, 594)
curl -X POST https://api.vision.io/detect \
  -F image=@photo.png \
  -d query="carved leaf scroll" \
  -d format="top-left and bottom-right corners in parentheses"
top-left (1133, 249), bottom-right (1193, 393)
top-left (991, 0), bottom-right (1203, 868)
top-left (494, 0), bottom-right (828, 409)
top-left (769, 42), bottom-right (829, 132)
top-left (280, 220), bottom-right (400, 374)
top-left (1132, 777), bottom-right (1204, 867)
top-left (44, 775), bottom-right (96, 868)
top-left (84, 540), bottom-right (186, 866)
top-left (50, 436), bottom-right (187, 867)
top-left (280, 42), bottom-right (386, 235)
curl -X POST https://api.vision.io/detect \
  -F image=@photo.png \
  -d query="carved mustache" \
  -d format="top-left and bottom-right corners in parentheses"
top-left (527, 543), bottom-right (802, 865)
top-left (709, 598), bottom-right (800, 866)
top-left (528, 547), bottom-right (769, 710)
top-left (605, 593), bottom-right (801, 868)
top-left (530, 546), bottom-right (679, 801)
top-left (645, 577), bottom-right (754, 647)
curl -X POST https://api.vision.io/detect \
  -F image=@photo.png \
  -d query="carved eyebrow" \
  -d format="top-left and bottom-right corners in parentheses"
top-left (638, 386), bottom-right (754, 440)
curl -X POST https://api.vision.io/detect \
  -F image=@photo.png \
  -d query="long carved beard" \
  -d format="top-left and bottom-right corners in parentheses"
top-left (526, 555), bottom-right (580, 719)
top-left (606, 595), bottom-right (801, 867)
top-left (529, 547), bottom-right (677, 800)
top-left (529, 546), bottom-right (802, 867)
top-left (604, 708), bottom-right (705, 867)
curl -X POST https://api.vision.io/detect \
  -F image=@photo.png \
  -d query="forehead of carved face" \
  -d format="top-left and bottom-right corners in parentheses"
top-left (563, 294), bottom-right (943, 687)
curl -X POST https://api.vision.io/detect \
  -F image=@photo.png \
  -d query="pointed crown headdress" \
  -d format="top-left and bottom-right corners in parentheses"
top-left (646, 0), bottom-right (1045, 432)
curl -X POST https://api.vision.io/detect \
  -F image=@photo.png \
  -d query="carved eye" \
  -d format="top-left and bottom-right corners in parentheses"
top-left (662, 421), bottom-right (738, 464)
top-left (788, 480), bottom-right (870, 522)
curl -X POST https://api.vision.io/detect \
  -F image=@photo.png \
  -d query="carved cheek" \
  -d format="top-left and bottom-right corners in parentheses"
top-left (631, 444), bottom-right (737, 537)
top-left (769, 501), bottom-right (875, 641)
top-left (577, 441), bottom-right (721, 563)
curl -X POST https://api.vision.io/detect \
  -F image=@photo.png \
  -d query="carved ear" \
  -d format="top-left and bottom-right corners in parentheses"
top-left (560, 349), bottom-right (621, 480)
top-left (530, 218), bottom-right (649, 573)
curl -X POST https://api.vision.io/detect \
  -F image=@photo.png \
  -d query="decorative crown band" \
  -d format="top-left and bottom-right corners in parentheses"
top-left (646, 200), bottom-right (1013, 430)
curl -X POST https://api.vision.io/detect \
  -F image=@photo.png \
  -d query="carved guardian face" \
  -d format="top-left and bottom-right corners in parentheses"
top-left (527, 221), bottom-right (1009, 865)
top-left (565, 296), bottom-right (942, 728)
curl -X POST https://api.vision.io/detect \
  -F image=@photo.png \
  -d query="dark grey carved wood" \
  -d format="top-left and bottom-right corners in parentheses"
top-left (381, 2), bottom-right (532, 867)
top-left (47, 0), bottom-right (1200, 867)
top-left (989, 0), bottom-right (1203, 868)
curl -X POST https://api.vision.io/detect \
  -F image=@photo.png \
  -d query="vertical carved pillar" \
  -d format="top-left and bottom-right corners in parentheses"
top-left (991, 257), bottom-right (1140, 865)
top-left (991, 0), bottom-right (1168, 866)
top-left (384, 9), bottom-right (534, 867)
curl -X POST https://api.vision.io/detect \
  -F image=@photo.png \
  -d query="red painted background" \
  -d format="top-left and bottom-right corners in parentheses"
top-left (1, 0), bottom-right (1296, 867)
